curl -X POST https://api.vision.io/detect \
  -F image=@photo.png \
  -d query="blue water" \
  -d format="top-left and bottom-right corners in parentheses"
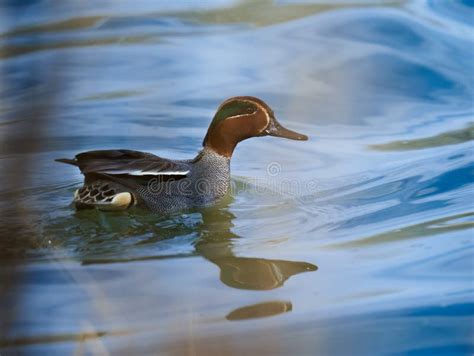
top-left (0, 1), bottom-right (473, 354)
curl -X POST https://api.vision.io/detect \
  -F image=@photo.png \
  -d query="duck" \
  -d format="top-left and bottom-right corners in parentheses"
top-left (56, 96), bottom-right (308, 213)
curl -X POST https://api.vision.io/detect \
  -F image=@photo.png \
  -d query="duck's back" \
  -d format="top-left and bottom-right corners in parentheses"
top-left (56, 148), bottom-right (230, 213)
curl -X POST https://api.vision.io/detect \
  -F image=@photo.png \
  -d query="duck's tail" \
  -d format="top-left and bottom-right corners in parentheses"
top-left (56, 158), bottom-right (138, 210)
top-left (55, 158), bottom-right (78, 166)
top-left (73, 180), bottom-right (135, 211)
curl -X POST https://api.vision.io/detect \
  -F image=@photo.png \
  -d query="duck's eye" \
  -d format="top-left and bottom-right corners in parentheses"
top-left (247, 107), bottom-right (254, 113)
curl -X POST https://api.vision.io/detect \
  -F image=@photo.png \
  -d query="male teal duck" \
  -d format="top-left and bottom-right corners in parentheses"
top-left (56, 96), bottom-right (308, 213)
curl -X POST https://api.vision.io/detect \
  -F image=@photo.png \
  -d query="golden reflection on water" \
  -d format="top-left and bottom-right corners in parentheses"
top-left (0, 35), bottom-right (158, 59)
top-left (324, 212), bottom-right (474, 248)
top-left (370, 123), bottom-right (474, 151)
top-left (0, 0), bottom-right (404, 60)
top-left (226, 300), bottom-right (292, 320)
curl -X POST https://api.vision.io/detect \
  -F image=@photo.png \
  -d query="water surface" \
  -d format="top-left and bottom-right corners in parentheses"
top-left (0, 0), bottom-right (473, 354)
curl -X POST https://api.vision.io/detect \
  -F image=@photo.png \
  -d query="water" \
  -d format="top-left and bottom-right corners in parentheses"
top-left (0, 1), bottom-right (473, 354)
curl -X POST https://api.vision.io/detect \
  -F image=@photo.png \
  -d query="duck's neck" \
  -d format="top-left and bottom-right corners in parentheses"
top-left (203, 132), bottom-right (239, 158)
top-left (202, 120), bottom-right (258, 158)
top-left (193, 147), bottom-right (231, 169)
top-left (191, 148), bottom-right (231, 203)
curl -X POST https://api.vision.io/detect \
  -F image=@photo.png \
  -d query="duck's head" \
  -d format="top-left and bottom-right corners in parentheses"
top-left (203, 96), bottom-right (308, 157)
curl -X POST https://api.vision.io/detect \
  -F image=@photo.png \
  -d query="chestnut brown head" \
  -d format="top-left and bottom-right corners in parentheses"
top-left (203, 96), bottom-right (308, 157)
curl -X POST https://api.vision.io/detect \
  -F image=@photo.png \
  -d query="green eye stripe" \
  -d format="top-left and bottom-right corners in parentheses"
top-left (211, 101), bottom-right (257, 126)
top-left (202, 100), bottom-right (258, 146)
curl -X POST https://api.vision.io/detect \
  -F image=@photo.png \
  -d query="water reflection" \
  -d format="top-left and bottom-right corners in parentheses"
top-left (370, 123), bottom-right (474, 151)
top-left (1, 0), bottom-right (473, 353)
top-left (195, 205), bottom-right (317, 290)
top-left (73, 200), bottom-right (317, 291)
top-left (226, 301), bottom-right (292, 321)
top-left (42, 201), bottom-right (317, 322)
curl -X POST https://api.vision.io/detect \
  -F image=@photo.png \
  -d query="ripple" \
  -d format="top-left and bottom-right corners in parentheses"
top-left (0, 2), bottom-right (473, 354)
top-left (326, 212), bottom-right (474, 248)
top-left (390, 245), bottom-right (474, 281)
top-left (370, 123), bottom-right (474, 151)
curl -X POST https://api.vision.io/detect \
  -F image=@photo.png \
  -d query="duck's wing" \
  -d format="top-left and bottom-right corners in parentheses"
top-left (56, 149), bottom-right (190, 177)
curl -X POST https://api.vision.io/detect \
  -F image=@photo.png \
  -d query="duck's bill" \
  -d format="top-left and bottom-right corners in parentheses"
top-left (265, 119), bottom-right (308, 141)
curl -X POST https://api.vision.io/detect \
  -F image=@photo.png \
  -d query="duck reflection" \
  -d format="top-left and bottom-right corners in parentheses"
top-left (71, 199), bottom-right (317, 321)
top-left (75, 198), bottom-right (317, 291)
top-left (195, 205), bottom-right (317, 291)
top-left (226, 301), bottom-right (292, 321)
